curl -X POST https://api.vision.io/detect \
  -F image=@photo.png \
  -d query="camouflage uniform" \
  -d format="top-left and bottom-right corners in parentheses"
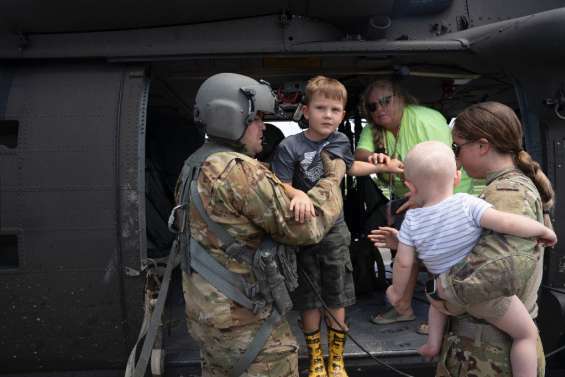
top-left (178, 150), bottom-right (344, 377)
top-left (436, 168), bottom-right (546, 377)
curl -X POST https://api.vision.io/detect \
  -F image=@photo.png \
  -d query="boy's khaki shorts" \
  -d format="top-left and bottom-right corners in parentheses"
top-left (436, 273), bottom-right (512, 321)
top-left (292, 222), bottom-right (356, 311)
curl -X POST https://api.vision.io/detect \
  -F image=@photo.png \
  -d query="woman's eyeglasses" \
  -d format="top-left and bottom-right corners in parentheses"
top-left (451, 140), bottom-right (476, 157)
top-left (368, 95), bottom-right (393, 112)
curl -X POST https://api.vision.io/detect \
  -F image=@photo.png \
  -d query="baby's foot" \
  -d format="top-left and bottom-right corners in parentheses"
top-left (418, 343), bottom-right (439, 360)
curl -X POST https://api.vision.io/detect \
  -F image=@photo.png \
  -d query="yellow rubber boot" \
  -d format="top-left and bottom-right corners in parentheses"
top-left (304, 329), bottom-right (327, 377)
top-left (327, 327), bottom-right (348, 377)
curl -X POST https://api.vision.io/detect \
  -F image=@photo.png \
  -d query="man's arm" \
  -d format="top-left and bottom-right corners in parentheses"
top-left (216, 153), bottom-right (345, 246)
top-left (480, 208), bottom-right (557, 246)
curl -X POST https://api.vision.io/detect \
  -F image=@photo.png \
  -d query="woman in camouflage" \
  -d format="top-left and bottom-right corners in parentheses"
top-left (432, 101), bottom-right (555, 377)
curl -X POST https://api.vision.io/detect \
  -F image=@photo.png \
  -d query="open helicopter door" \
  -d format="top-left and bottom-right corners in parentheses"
top-left (0, 63), bottom-right (148, 372)
top-left (537, 82), bottom-right (565, 360)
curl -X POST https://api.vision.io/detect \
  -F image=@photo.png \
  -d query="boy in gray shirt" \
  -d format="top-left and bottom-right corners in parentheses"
top-left (271, 76), bottom-right (403, 377)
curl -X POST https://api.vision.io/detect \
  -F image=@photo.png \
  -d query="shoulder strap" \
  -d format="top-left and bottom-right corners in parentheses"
top-left (190, 183), bottom-right (238, 250)
top-left (189, 237), bottom-right (260, 311)
top-left (230, 310), bottom-right (281, 377)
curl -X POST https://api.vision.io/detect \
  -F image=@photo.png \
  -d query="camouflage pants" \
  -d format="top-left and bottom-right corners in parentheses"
top-left (448, 252), bottom-right (538, 306)
top-left (188, 318), bottom-right (299, 377)
top-left (183, 272), bottom-right (299, 377)
top-left (435, 319), bottom-right (545, 377)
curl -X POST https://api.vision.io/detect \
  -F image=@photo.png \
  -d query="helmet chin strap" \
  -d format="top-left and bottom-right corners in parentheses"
top-left (208, 135), bottom-right (248, 154)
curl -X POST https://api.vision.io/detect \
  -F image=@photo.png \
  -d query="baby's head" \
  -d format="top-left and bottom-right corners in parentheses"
top-left (404, 141), bottom-right (460, 204)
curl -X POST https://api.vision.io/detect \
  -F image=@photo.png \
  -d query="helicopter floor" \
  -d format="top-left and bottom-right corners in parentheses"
top-left (162, 268), bottom-right (431, 372)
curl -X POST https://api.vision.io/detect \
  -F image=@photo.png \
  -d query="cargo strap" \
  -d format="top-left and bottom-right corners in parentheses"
top-left (189, 237), bottom-right (258, 311)
top-left (124, 240), bottom-right (180, 377)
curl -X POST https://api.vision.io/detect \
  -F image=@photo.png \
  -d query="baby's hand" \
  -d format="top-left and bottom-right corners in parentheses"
top-left (538, 227), bottom-right (557, 247)
top-left (289, 190), bottom-right (316, 223)
top-left (368, 227), bottom-right (399, 250)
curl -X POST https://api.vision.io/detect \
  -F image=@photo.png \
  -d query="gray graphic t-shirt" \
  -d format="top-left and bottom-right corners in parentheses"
top-left (271, 131), bottom-right (354, 223)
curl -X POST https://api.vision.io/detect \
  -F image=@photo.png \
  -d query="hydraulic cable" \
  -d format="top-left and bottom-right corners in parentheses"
top-left (546, 343), bottom-right (565, 359)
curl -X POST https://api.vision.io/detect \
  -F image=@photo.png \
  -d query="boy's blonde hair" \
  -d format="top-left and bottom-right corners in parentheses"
top-left (404, 141), bottom-right (456, 191)
top-left (304, 75), bottom-right (347, 107)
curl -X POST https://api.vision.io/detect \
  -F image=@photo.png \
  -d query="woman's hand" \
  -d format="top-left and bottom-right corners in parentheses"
top-left (383, 158), bottom-right (404, 174)
top-left (368, 226), bottom-right (399, 250)
top-left (539, 227), bottom-right (557, 247)
top-left (395, 192), bottom-right (417, 214)
top-left (289, 190), bottom-right (316, 223)
top-left (367, 152), bottom-right (390, 165)
top-left (427, 296), bottom-right (453, 316)
top-left (368, 154), bottom-right (404, 175)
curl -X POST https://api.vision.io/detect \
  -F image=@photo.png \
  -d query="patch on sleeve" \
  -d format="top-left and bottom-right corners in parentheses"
top-left (495, 181), bottom-right (520, 191)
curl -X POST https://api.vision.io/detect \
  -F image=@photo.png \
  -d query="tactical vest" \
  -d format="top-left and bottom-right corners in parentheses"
top-left (169, 141), bottom-right (298, 377)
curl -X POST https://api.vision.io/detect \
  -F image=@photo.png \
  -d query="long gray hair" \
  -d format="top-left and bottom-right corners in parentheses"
top-left (359, 79), bottom-right (418, 151)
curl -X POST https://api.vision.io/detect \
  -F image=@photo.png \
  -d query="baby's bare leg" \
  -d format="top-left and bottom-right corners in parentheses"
top-left (418, 305), bottom-right (445, 359)
top-left (488, 295), bottom-right (537, 377)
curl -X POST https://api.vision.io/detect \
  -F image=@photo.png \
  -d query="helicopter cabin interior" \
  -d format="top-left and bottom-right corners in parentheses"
top-left (142, 55), bottom-right (524, 374)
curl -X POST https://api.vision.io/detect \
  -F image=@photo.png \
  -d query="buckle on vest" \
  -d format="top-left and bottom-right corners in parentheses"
top-left (245, 282), bottom-right (258, 299)
top-left (168, 204), bottom-right (187, 233)
top-left (251, 299), bottom-right (266, 314)
top-left (225, 242), bottom-right (253, 264)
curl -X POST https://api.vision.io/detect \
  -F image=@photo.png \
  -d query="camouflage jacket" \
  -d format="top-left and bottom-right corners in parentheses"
top-left (447, 168), bottom-right (545, 317)
top-left (177, 149), bottom-right (343, 328)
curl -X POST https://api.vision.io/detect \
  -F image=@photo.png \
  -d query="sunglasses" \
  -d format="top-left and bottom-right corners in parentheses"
top-left (451, 140), bottom-right (476, 157)
top-left (367, 95), bottom-right (393, 112)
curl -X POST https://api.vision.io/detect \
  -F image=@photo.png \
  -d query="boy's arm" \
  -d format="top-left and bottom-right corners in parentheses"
top-left (281, 182), bottom-right (316, 223)
top-left (348, 160), bottom-right (379, 176)
top-left (281, 181), bottom-right (301, 199)
top-left (387, 242), bottom-right (416, 303)
top-left (348, 159), bottom-right (404, 176)
top-left (480, 208), bottom-right (557, 246)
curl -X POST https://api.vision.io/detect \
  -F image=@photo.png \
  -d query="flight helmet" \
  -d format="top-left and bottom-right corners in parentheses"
top-left (194, 73), bottom-right (278, 141)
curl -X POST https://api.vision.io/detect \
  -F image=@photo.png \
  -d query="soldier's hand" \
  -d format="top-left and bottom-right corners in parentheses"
top-left (539, 227), bottom-right (557, 247)
top-left (321, 151), bottom-right (346, 183)
top-left (383, 158), bottom-right (404, 174)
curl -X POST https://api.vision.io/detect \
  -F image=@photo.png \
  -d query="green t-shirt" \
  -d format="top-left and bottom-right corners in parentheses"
top-left (357, 105), bottom-right (475, 197)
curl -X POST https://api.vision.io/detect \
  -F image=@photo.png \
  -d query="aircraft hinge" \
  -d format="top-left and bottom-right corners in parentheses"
top-left (279, 10), bottom-right (291, 28)
top-left (124, 266), bottom-right (141, 277)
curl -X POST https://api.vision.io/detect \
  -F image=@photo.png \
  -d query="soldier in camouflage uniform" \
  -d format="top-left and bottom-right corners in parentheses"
top-left (430, 102), bottom-right (555, 377)
top-left (175, 73), bottom-right (347, 377)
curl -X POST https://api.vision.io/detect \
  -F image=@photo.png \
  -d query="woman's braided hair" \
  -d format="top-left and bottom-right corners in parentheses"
top-left (454, 101), bottom-right (555, 212)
